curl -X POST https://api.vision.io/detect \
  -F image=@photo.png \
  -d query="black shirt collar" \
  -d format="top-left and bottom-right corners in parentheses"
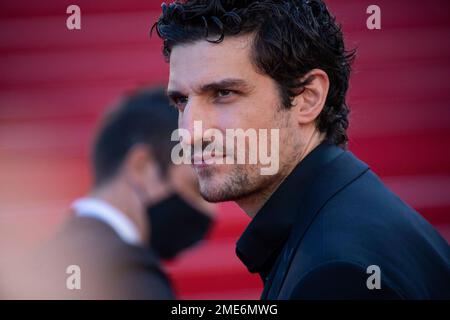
top-left (236, 141), bottom-right (344, 275)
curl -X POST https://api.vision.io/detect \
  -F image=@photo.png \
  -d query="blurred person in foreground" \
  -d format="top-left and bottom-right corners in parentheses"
top-left (5, 87), bottom-right (216, 299)
top-left (153, 0), bottom-right (450, 299)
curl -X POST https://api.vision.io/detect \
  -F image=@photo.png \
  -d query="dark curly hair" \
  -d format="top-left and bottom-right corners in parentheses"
top-left (152, 0), bottom-right (355, 147)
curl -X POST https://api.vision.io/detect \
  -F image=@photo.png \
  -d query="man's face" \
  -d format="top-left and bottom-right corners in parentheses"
top-left (168, 34), bottom-right (302, 203)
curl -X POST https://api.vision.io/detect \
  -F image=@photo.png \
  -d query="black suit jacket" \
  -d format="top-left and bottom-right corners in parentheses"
top-left (237, 142), bottom-right (450, 299)
top-left (24, 216), bottom-right (174, 299)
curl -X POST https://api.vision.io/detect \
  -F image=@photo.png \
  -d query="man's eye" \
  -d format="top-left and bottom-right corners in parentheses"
top-left (217, 90), bottom-right (233, 98)
top-left (172, 96), bottom-right (188, 108)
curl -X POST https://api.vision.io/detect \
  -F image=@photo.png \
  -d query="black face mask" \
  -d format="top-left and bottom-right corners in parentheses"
top-left (147, 193), bottom-right (212, 260)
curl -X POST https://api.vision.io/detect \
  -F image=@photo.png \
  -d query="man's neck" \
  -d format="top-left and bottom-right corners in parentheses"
top-left (237, 131), bottom-right (325, 218)
top-left (90, 181), bottom-right (149, 246)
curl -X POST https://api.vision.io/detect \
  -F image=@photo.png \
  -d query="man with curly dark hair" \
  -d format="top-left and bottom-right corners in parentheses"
top-left (154, 0), bottom-right (450, 299)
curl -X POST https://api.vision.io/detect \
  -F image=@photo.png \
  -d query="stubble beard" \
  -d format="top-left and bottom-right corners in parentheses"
top-left (195, 163), bottom-right (277, 203)
top-left (195, 104), bottom-right (297, 206)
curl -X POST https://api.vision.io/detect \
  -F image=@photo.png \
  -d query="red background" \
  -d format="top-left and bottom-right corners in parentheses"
top-left (0, 0), bottom-right (449, 299)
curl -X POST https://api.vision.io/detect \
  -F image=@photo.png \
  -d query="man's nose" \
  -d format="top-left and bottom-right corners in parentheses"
top-left (179, 99), bottom-right (206, 147)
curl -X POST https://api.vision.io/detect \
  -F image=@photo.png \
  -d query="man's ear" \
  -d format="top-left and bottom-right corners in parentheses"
top-left (292, 69), bottom-right (329, 125)
top-left (123, 144), bottom-right (153, 188)
top-left (124, 145), bottom-right (171, 204)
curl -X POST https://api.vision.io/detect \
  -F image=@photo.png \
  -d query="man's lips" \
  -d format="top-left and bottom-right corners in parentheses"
top-left (192, 153), bottom-right (226, 165)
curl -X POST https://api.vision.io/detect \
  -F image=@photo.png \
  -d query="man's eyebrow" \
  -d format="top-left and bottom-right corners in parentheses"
top-left (199, 78), bottom-right (252, 93)
top-left (166, 78), bottom-right (253, 100)
top-left (166, 89), bottom-right (186, 102)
